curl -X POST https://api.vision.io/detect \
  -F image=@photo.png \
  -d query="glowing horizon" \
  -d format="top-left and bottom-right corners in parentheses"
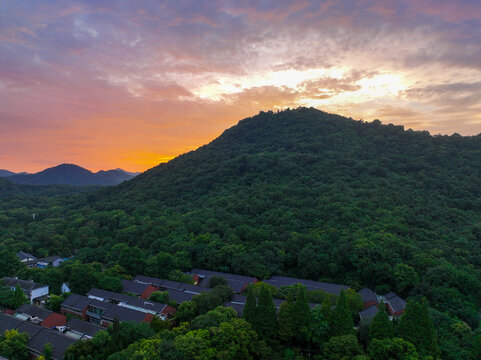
top-left (1, 0), bottom-right (480, 173)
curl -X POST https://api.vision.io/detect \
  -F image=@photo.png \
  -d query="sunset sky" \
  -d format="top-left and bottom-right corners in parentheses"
top-left (1, 0), bottom-right (480, 173)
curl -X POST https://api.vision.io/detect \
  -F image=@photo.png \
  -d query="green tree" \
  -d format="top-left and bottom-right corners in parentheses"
top-left (278, 293), bottom-right (296, 343)
top-left (10, 285), bottom-right (28, 309)
top-left (0, 329), bottom-right (30, 360)
top-left (369, 337), bottom-right (419, 360)
top-left (43, 343), bottom-right (53, 360)
top-left (254, 284), bottom-right (277, 340)
top-left (293, 285), bottom-right (311, 344)
top-left (191, 306), bottom-right (237, 330)
top-left (323, 335), bottom-right (364, 360)
top-left (310, 305), bottom-right (330, 348)
top-left (399, 298), bottom-right (439, 359)
top-left (208, 276), bottom-right (227, 288)
top-left (243, 290), bottom-right (257, 326)
top-left (177, 301), bottom-right (198, 323)
top-left (472, 333), bottom-right (481, 360)
top-left (394, 264), bottom-right (419, 294)
top-left (150, 291), bottom-right (170, 304)
top-left (331, 290), bottom-right (354, 336)
top-left (370, 303), bottom-right (394, 340)
top-left (0, 244), bottom-right (22, 278)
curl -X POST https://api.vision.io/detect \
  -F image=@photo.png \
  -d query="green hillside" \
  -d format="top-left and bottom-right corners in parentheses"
top-left (1, 107), bottom-right (481, 358)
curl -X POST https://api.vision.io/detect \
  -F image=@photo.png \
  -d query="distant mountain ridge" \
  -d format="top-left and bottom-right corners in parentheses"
top-left (5, 164), bottom-right (138, 186)
top-left (0, 169), bottom-right (27, 177)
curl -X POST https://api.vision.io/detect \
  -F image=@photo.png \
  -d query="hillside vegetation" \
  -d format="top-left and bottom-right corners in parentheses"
top-left (1, 108), bottom-right (481, 358)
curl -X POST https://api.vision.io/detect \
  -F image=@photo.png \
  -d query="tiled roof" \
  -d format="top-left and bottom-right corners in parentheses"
top-left (359, 288), bottom-right (379, 305)
top-left (0, 313), bottom-right (23, 333)
top-left (66, 318), bottom-right (103, 337)
top-left (133, 275), bottom-right (164, 287)
top-left (2, 277), bottom-right (47, 291)
top-left (359, 304), bottom-right (379, 322)
top-left (121, 279), bottom-right (149, 295)
top-left (16, 304), bottom-right (52, 320)
top-left (225, 302), bottom-right (244, 316)
top-left (17, 251), bottom-right (36, 262)
top-left (384, 292), bottom-right (406, 314)
top-left (101, 304), bottom-right (150, 322)
top-left (121, 297), bottom-right (167, 314)
top-left (61, 294), bottom-right (93, 312)
top-left (164, 289), bottom-right (195, 304)
top-left (87, 288), bottom-right (132, 303)
top-left (27, 328), bottom-right (76, 360)
top-left (189, 269), bottom-right (257, 292)
top-left (178, 283), bottom-right (211, 294)
top-left (16, 321), bottom-right (42, 338)
top-left (263, 276), bottom-right (348, 295)
top-left (42, 313), bottom-right (67, 328)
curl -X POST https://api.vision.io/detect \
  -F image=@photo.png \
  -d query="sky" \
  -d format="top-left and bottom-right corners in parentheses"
top-left (1, 0), bottom-right (480, 173)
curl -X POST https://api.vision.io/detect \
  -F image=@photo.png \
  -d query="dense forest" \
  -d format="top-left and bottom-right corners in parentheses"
top-left (1, 108), bottom-right (481, 359)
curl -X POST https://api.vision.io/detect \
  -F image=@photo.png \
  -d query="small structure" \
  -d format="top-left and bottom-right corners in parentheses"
top-left (2, 277), bottom-right (49, 304)
top-left (383, 292), bottom-right (406, 317)
top-left (359, 304), bottom-right (379, 324)
top-left (63, 318), bottom-right (103, 340)
top-left (15, 304), bottom-right (66, 328)
top-left (17, 251), bottom-right (37, 263)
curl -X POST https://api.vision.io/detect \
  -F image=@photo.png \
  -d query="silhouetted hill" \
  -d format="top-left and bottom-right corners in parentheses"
top-left (0, 169), bottom-right (24, 177)
top-left (8, 164), bottom-right (136, 186)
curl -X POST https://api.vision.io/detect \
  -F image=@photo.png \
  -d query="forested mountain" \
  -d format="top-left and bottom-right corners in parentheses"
top-left (1, 107), bottom-right (481, 359)
top-left (0, 169), bottom-right (21, 177)
top-left (7, 163), bottom-right (137, 186)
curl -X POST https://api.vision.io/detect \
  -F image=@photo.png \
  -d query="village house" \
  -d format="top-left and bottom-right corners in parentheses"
top-left (2, 277), bottom-right (49, 305)
top-left (187, 269), bottom-right (258, 293)
top-left (263, 275), bottom-right (349, 296)
top-left (15, 304), bottom-right (66, 328)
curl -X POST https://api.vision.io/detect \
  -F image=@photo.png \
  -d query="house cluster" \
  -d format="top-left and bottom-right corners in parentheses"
top-left (17, 251), bottom-right (66, 268)
top-left (0, 268), bottom-right (406, 359)
top-left (0, 304), bottom-right (103, 360)
top-left (358, 287), bottom-right (407, 323)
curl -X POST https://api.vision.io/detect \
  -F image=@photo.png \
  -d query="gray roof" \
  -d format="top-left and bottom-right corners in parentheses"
top-left (359, 304), bottom-right (379, 322)
top-left (17, 251), bottom-right (36, 262)
top-left (66, 318), bottom-right (103, 337)
top-left (165, 289), bottom-right (195, 304)
top-left (16, 321), bottom-right (43, 338)
top-left (225, 302), bottom-right (244, 316)
top-left (0, 313), bottom-right (23, 333)
top-left (101, 304), bottom-right (148, 322)
top-left (2, 277), bottom-right (47, 291)
top-left (28, 328), bottom-right (76, 360)
top-left (359, 288), bottom-right (379, 305)
top-left (189, 269), bottom-right (257, 292)
top-left (122, 297), bottom-right (167, 314)
top-left (121, 279), bottom-right (149, 295)
top-left (263, 276), bottom-right (348, 295)
top-left (384, 292), bottom-right (406, 314)
top-left (88, 299), bottom-right (112, 311)
top-left (134, 275), bottom-right (164, 287)
top-left (61, 294), bottom-right (93, 312)
top-left (17, 304), bottom-right (53, 320)
top-left (178, 283), bottom-right (211, 294)
top-left (87, 288), bottom-right (132, 303)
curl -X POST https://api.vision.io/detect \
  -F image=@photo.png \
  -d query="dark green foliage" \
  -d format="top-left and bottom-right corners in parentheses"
top-left (176, 301), bottom-right (198, 323)
top-left (254, 284), bottom-right (277, 340)
top-left (149, 291), bottom-right (169, 304)
top-left (369, 337), bottom-right (419, 360)
top-left (399, 298), bottom-right (439, 358)
top-left (243, 289), bottom-right (257, 325)
top-left (0, 330), bottom-right (30, 360)
top-left (330, 290), bottom-right (354, 337)
top-left (472, 333), bottom-right (481, 360)
top-left (370, 303), bottom-right (394, 340)
top-left (190, 306), bottom-right (237, 330)
top-left (192, 285), bottom-right (233, 314)
top-left (0, 244), bottom-right (21, 278)
top-left (0, 285), bottom-right (28, 309)
top-left (43, 343), bottom-right (53, 360)
top-left (278, 293), bottom-right (296, 344)
top-left (310, 305), bottom-right (330, 348)
top-left (208, 276), bottom-right (227, 288)
top-left (293, 285), bottom-right (311, 344)
top-left (323, 335), bottom-right (364, 360)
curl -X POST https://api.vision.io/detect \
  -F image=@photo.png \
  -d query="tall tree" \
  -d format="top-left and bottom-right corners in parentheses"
top-left (278, 293), bottom-right (296, 344)
top-left (370, 303), bottom-right (394, 340)
top-left (399, 298), bottom-right (439, 358)
top-left (243, 290), bottom-right (257, 326)
top-left (293, 285), bottom-right (311, 344)
top-left (330, 290), bottom-right (354, 336)
top-left (254, 284), bottom-right (277, 340)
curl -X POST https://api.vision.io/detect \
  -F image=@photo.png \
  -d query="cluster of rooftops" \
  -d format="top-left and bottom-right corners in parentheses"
top-left (17, 251), bottom-right (66, 269)
top-left (1, 268), bottom-right (407, 359)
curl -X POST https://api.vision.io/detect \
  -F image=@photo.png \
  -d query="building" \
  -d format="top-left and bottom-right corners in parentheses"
top-left (27, 328), bottom-right (76, 360)
top-left (17, 251), bottom-right (36, 263)
top-left (60, 294), bottom-right (93, 321)
top-left (15, 304), bottom-right (66, 328)
top-left (358, 288), bottom-right (380, 308)
top-left (263, 275), bottom-right (348, 295)
top-left (63, 318), bottom-right (104, 340)
top-left (2, 277), bottom-right (49, 304)
top-left (121, 279), bottom-right (158, 299)
top-left (359, 304), bottom-right (379, 324)
top-left (187, 269), bottom-right (258, 293)
top-left (100, 304), bottom-right (154, 327)
top-left (383, 292), bottom-right (406, 317)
